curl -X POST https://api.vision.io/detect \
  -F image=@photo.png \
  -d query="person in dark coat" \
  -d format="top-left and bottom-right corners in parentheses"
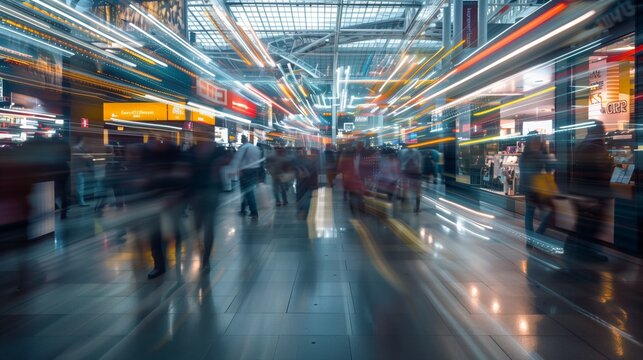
top-left (189, 143), bottom-right (228, 272)
top-left (567, 121), bottom-right (613, 260)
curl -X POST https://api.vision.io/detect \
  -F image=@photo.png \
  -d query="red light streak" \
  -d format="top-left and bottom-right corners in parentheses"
top-left (455, 3), bottom-right (568, 74)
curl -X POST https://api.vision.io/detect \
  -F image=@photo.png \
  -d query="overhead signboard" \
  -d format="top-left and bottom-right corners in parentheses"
top-left (190, 110), bottom-right (215, 126)
top-left (104, 102), bottom-right (168, 121)
top-left (462, 1), bottom-right (478, 48)
top-left (168, 104), bottom-right (187, 121)
top-left (196, 78), bottom-right (227, 106)
top-left (227, 91), bottom-right (257, 118)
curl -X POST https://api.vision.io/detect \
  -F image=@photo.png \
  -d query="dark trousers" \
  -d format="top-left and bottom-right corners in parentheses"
top-left (149, 214), bottom-right (165, 271)
top-left (566, 198), bottom-right (607, 253)
top-left (326, 170), bottom-right (337, 187)
top-left (273, 178), bottom-right (288, 203)
top-left (54, 174), bottom-right (69, 217)
top-left (193, 191), bottom-right (218, 264)
top-left (150, 201), bottom-right (185, 271)
top-left (524, 193), bottom-right (553, 235)
top-left (240, 169), bottom-right (258, 216)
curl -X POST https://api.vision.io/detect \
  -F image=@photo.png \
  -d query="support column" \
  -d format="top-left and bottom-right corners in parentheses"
top-left (441, 2), bottom-right (451, 67)
top-left (553, 59), bottom-right (575, 195)
top-left (478, 0), bottom-right (488, 47)
top-left (634, 1), bottom-right (643, 254)
top-left (331, 1), bottom-right (343, 144)
top-left (453, 0), bottom-right (463, 46)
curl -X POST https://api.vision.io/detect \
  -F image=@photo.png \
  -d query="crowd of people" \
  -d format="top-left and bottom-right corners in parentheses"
top-left (1, 121), bottom-right (616, 276)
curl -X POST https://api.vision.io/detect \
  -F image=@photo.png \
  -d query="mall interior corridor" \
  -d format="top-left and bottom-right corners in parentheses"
top-left (1, 0), bottom-right (642, 359)
top-left (0, 185), bottom-right (641, 360)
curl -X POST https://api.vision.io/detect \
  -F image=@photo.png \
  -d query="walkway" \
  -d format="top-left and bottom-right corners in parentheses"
top-left (0, 184), bottom-right (641, 359)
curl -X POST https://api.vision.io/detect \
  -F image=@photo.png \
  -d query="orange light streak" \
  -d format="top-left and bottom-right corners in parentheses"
top-left (204, 10), bottom-right (252, 66)
top-left (407, 136), bottom-right (455, 149)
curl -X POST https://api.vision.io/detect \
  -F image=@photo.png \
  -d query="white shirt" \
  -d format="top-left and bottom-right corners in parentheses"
top-left (232, 143), bottom-right (262, 170)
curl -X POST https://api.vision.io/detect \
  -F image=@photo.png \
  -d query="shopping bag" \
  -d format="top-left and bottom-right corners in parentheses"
top-left (532, 172), bottom-right (558, 198)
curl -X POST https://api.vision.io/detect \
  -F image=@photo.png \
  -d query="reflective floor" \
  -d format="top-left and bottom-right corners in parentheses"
top-left (0, 184), bottom-right (642, 359)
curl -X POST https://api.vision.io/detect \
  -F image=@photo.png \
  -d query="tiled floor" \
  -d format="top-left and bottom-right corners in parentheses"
top-left (0, 184), bottom-right (641, 359)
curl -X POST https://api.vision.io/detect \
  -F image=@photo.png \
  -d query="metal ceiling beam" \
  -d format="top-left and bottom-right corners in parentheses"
top-left (224, 1), bottom-right (422, 7)
top-left (269, 45), bottom-right (324, 78)
top-left (292, 33), bottom-right (335, 55)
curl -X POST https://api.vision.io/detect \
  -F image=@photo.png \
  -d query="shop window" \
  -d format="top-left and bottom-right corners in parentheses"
top-left (572, 33), bottom-right (636, 185)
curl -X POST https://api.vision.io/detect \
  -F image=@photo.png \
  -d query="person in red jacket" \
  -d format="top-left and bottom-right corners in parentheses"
top-left (338, 146), bottom-right (364, 214)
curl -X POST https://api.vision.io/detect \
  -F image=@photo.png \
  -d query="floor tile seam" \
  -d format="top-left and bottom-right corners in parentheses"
top-left (488, 334), bottom-right (525, 360)
top-left (526, 274), bottom-right (643, 349)
top-left (547, 312), bottom-right (625, 359)
top-left (96, 279), bottom-right (190, 360)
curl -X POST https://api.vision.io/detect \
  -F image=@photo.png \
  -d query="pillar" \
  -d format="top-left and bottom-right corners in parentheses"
top-left (453, 0), bottom-right (463, 46)
top-left (478, 0), bottom-right (488, 47)
top-left (441, 2), bottom-right (452, 67)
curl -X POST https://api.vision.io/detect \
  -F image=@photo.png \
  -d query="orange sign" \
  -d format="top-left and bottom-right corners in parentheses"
top-left (168, 104), bottom-right (187, 121)
top-left (190, 110), bottom-right (215, 126)
top-left (104, 102), bottom-right (168, 121)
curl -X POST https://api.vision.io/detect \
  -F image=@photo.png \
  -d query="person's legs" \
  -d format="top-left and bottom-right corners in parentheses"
top-left (55, 174), bottom-right (69, 218)
top-left (242, 169), bottom-right (258, 217)
top-left (76, 172), bottom-right (87, 205)
top-left (327, 170), bottom-right (336, 188)
top-left (412, 176), bottom-right (421, 212)
top-left (280, 181), bottom-right (288, 204)
top-left (148, 215), bottom-right (165, 278)
top-left (239, 173), bottom-right (249, 214)
top-left (272, 178), bottom-right (282, 203)
top-left (201, 192), bottom-right (217, 270)
top-left (536, 199), bottom-right (554, 235)
top-left (524, 198), bottom-right (535, 234)
top-left (400, 174), bottom-right (409, 202)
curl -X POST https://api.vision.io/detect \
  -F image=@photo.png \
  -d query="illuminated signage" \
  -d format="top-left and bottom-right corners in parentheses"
top-left (227, 91), bottom-right (257, 118)
top-left (190, 110), bottom-right (215, 126)
top-left (196, 78), bottom-right (227, 106)
top-left (168, 104), bottom-right (186, 121)
top-left (104, 102), bottom-right (168, 121)
top-left (606, 100), bottom-right (627, 114)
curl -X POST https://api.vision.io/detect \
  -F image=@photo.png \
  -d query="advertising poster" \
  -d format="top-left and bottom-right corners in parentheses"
top-left (109, 0), bottom-right (186, 36)
top-left (462, 1), bottom-right (479, 48)
top-left (588, 56), bottom-right (631, 130)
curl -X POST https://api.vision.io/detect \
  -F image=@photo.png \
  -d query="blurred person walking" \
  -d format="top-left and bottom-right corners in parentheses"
top-left (324, 143), bottom-right (338, 188)
top-left (231, 135), bottom-right (262, 220)
top-left (520, 132), bottom-right (556, 244)
top-left (399, 143), bottom-right (422, 212)
top-left (190, 143), bottom-right (228, 272)
top-left (294, 148), bottom-right (319, 219)
top-left (338, 147), bottom-right (364, 214)
top-left (568, 121), bottom-right (612, 261)
top-left (374, 148), bottom-right (400, 201)
top-left (50, 133), bottom-right (70, 219)
top-left (266, 147), bottom-right (290, 206)
top-left (71, 136), bottom-right (93, 206)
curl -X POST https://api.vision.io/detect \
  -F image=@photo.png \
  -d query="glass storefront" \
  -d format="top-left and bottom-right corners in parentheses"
top-left (454, 64), bottom-right (556, 197)
top-left (572, 33), bottom-right (636, 185)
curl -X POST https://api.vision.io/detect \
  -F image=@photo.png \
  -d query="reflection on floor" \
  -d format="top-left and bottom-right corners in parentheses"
top-left (0, 185), bottom-right (641, 359)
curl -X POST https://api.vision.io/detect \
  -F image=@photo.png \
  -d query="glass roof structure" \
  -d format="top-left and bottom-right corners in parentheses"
top-left (187, 0), bottom-right (432, 78)
top-left (186, 0), bottom-right (545, 82)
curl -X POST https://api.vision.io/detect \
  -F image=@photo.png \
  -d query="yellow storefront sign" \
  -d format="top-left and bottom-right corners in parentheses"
top-left (104, 102), bottom-right (168, 121)
top-left (190, 110), bottom-right (215, 126)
